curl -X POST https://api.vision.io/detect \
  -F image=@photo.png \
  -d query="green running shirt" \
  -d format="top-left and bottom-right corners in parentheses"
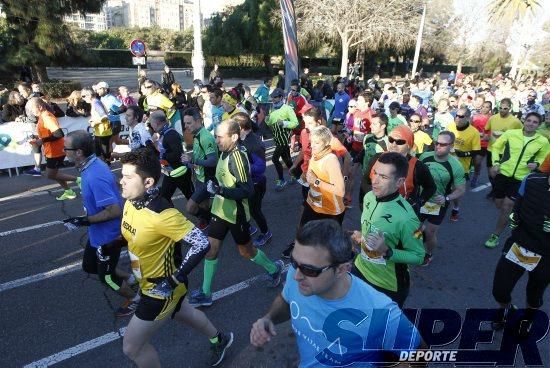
top-left (419, 152), bottom-right (465, 198)
top-left (193, 127), bottom-right (218, 183)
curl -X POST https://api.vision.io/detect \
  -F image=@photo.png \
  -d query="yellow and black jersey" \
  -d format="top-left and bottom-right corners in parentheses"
top-left (121, 196), bottom-right (194, 299)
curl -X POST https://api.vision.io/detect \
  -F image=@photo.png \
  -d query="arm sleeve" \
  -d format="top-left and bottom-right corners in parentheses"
top-left (222, 150), bottom-right (254, 200)
top-left (173, 227), bottom-right (210, 283)
top-left (390, 217), bottom-right (425, 265)
top-left (194, 152), bottom-right (218, 168)
top-left (249, 152), bottom-right (267, 176)
top-left (534, 141), bottom-right (550, 166)
top-left (491, 133), bottom-right (508, 166)
top-left (162, 131), bottom-right (184, 168)
top-left (416, 161), bottom-right (437, 204)
top-left (284, 107), bottom-right (299, 130)
top-left (41, 128), bottom-right (64, 142)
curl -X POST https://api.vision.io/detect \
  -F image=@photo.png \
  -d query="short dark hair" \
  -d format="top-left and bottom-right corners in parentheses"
top-left (303, 106), bottom-right (323, 122)
top-left (377, 152), bottom-right (409, 179)
top-left (233, 112), bottom-right (252, 131)
top-left (524, 112), bottom-right (542, 124)
top-left (126, 105), bottom-right (144, 122)
top-left (439, 130), bottom-right (456, 144)
top-left (379, 112), bottom-right (389, 125)
top-left (121, 147), bottom-right (161, 184)
top-left (67, 130), bottom-right (94, 157)
top-left (211, 88), bottom-right (224, 99)
top-left (295, 220), bottom-right (354, 264)
top-left (500, 97), bottom-right (512, 107)
top-left (183, 107), bottom-right (202, 121)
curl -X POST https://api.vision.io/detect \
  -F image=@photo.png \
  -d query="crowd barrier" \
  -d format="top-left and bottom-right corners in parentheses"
top-left (0, 115), bottom-right (134, 172)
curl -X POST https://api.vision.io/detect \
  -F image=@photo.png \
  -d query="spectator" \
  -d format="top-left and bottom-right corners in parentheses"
top-left (209, 63), bottom-right (221, 84)
top-left (65, 90), bottom-right (91, 117)
top-left (2, 91), bottom-right (27, 122)
top-left (117, 86), bottom-right (137, 107)
top-left (170, 83), bottom-right (188, 111)
top-left (253, 77), bottom-right (271, 104)
top-left (161, 65), bottom-right (176, 93)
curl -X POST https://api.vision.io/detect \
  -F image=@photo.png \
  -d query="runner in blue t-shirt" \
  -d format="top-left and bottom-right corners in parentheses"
top-left (250, 220), bottom-right (422, 367)
top-left (62, 130), bottom-right (138, 317)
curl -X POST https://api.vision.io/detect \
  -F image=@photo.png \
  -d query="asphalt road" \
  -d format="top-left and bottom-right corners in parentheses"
top-left (0, 68), bottom-right (548, 368)
top-left (1, 150), bottom-right (548, 367)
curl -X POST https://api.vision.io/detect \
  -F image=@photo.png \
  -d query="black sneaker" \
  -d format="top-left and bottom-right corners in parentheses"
top-left (491, 305), bottom-right (517, 331)
top-left (282, 242), bottom-right (294, 259)
top-left (210, 332), bottom-right (234, 366)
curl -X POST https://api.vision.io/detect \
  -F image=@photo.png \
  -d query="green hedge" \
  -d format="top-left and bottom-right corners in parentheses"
top-left (165, 52), bottom-right (192, 68)
top-left (40, 80), bottom-right (82, 98)
top-left (217, 67), bottom-right (270, 79)
top-left (55, 49), bottom-right (135, 68)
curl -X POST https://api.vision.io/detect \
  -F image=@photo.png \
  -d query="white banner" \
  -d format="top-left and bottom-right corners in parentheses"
top-left (0, 116), bottom-right (131, 170)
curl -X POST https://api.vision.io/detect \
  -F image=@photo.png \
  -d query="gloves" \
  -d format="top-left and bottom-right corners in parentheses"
top-left (63, 216), bottom-right (90, 231)
top-left (509, 212), bottom-right (519, 230)
top-left (148, 275), bottom-right (179, 299)
top-left (207, 180), bottom-right (221, 195)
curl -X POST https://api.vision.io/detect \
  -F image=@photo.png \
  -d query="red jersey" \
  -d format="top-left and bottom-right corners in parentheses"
top-left (471, 114), bottom-right (490, 149)
top-left (350, 108), bottom-right (373, 152)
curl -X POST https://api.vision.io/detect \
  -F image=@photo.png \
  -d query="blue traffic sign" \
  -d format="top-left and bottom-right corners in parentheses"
top-left (130, 39), bottom-right (146, 57)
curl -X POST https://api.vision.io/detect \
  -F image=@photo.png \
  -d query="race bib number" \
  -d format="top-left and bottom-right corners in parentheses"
top-left (420, 201), bottom-right (441, 215)
top-left (308, 188), bottom-right (323, 207)
top-left (128, 250), bottom-right (142, 279)
top-left (359, 233), bottom-right (386, 265)
top-left (505, 243), bottom-right (541, 271)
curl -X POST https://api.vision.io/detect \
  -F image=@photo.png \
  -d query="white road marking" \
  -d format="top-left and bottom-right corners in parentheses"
top-left (471, 182), bottom-right (492, 193)
top-left (0, 221), bottom-right (63, 237)
top-left (0, 251), bottom-right (128, 293)
top-left (23, 265), bottom-right (289, 367)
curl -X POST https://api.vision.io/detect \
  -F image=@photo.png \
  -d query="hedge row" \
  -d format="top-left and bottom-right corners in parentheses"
top-left (41, 80), bottom-right (82, 98)
top-left (50, 49), bottom-right (135, 68)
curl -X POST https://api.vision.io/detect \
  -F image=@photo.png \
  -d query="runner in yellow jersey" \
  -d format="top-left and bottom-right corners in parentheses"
top-left (119, 148), bottom-right (233, 367)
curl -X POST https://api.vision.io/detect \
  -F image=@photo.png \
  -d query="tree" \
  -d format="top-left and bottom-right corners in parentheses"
top-left (0, 0), bottom-right (106, 82)
top-left (289, 0), bottom-right (422, 76)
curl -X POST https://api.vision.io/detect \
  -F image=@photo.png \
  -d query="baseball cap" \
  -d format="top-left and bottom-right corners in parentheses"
top-left (270, 88), bottom-right (284, 98)
top-left (298, 103), bottom-right (314, 115)
top-left (96, 81), bottom-right (109, 89)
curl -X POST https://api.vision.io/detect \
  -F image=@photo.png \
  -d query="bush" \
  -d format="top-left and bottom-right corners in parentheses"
top-left (59, 49), bottom-right (134, 68)
top-left (218, 67), bottom-right (270, 79)
top-left (165, 52), bottom-right (192, 68)
top-left (40, 80), bottom-right (82, 98)
top-left (206, 54), bottom-right (267, 68)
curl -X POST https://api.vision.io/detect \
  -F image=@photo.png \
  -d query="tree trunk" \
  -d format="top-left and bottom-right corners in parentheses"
top-left (509, 49), bottom-right (521, 81)
top-left (456, 59), bottom-right (463, 80)
top-left (340, 34), bottom-right (349, 77)
top-left (31, 65), bottom-right (50, 83)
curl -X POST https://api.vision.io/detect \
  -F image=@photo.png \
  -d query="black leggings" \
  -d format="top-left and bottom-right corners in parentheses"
top-left (94, 136), bottom-right (112, 160)
top-left (250, 180), bottom-right (269, 233)
top-left (82, 239), bottom-right (124, 291)
top-left (492, 237), bottom-right (549, 308)
top-left (160, 170), bottom-right (194, 201)
top-left (272, 144), bottom-right (293, 181)
top-left (351, 264), bottom-right (410, 309)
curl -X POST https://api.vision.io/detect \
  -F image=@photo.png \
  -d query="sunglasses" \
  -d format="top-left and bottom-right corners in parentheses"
top-left (388, 136), bottom-right (407, 145)
top-left (455, 114), bottom-right (466, 119)
top-left (435, 141), bottom-right (451, 147)
top-left (63, 147), bottom-right (77, 151)
top-left (409, 119), bottom-right (421, 123)
top-left (290, 255), bottom-right (336, 277)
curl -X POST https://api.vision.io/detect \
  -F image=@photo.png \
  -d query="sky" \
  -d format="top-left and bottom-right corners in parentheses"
top-left (201, 0), bottom-right (245, 18)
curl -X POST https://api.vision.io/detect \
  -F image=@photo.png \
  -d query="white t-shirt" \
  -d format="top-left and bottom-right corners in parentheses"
top-left (129, 122), bottom-right (152, 151)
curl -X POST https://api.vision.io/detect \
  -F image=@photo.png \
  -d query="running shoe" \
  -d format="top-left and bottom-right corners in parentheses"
top-left (76, 176), bottom-right (82, 189)
top-left (491, 305), bottom-right (517, 331)
top-left (56, 188), bottom-right (77, 201)
top-left (253, 231), bottom-right (273, 247)
top-left (275, 179), bottom-right (287, 191)
top-left (450, 209), bottom-right (459, 222)
top-left (266, 260), bottom-right (285, 288)
top-left (210, 332), bottom-right (234, 366)
top-left (115, 299), bottom-right (138, 317)
top-left (484, 234), bottom-right (499, 248)
top-left (249, 226), bottom-right (258, 236)
top-left (287, 176), bottom-right (297, 185)
top-left (297, 177), bottom-right (309, 187)
top-left (282, 243), bottom-right (294, 259)
top-left (24, 168), bottom-right (42, 177)
top-left (197, 218), bottom-right (210, 231)
top-left (188, 289), bottom-right (213, 307)
top-left (421, 253), bottom-right (433, 267)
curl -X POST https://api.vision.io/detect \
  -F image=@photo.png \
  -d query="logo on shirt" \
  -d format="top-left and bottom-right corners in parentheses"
top-left (381, 214), bottom-right (393, 223)
top-left (122, 220), bottom-right (136, 236)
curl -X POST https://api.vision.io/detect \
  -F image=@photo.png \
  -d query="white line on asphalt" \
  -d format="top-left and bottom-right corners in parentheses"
top-left (471, 182), bottom-right (492, 193)
top-left (0, 251), bottom-right (128, 293)
top-left (0, 221), bottom-right (63, 237)
top-left (23, 265), bottom-right (289, 367)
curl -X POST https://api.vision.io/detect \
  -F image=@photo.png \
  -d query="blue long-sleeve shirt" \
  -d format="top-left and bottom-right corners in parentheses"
top-left (242, 132), bottom-right (266, 184)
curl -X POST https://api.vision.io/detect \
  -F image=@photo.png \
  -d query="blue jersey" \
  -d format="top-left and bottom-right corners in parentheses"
top-left (332, 91), bottom-right (350, 121)
top-left (282, 267), bottom-right (421, 367)
top-left (100, 94), bottom-right (123, 123)
top-left (81, 157), bottom-right (123, 247)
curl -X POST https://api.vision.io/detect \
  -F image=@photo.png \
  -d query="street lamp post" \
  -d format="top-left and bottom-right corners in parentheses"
top-left (192, 0), bottom-right (205, 82)
top-left (411, 2), bottom-right (427, 77)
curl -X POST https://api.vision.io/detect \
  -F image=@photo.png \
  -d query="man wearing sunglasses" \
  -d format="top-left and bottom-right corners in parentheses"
top-left (447, 108), bottom-right (481, 221)
top-left (419, 132), bottom-right (466, 265)
top-left (251, 220), bottom-right (422, 366)
top-left (485, 112), bottom-right (549, 249)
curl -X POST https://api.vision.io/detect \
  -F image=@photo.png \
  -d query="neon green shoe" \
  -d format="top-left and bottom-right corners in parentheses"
top-left (76, 177), bottom-right (82, 189)
top-left (56, 189), bottom-right (77, 201)
top-left (484, 234), bottom-right (499, 249)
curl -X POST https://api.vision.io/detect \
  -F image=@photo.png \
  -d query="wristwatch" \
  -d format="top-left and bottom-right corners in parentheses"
top-left (314, 179), bottom-right (321, 187)
top-left (383, 247), bottom-right (393, 260)
top-left (445, 196), bottom-right (450, 202)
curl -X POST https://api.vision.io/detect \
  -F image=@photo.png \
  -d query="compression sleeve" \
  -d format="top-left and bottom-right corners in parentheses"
top-left (194, 152), bottom-right (217, 168)
top-left (249, 152), bottom-right (267, 177)
top-left (173, 227), bottom-right (210, 283)
top-left (41, 128), bottom-right (64, 142)
top-left (222, 150), bottom-right (254, 200)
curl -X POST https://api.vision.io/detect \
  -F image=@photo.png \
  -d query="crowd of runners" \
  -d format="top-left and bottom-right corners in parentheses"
top-left (5, 68), bottom-right (549, 366)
